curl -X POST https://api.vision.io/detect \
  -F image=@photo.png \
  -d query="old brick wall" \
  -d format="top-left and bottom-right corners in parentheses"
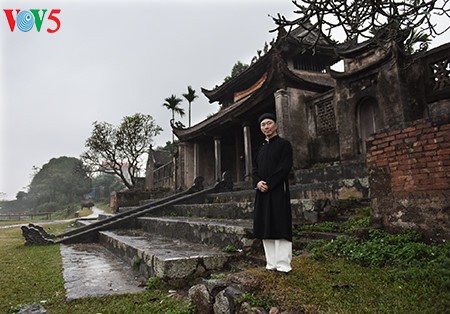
top-left (367, 116), bottom-right (450, 242)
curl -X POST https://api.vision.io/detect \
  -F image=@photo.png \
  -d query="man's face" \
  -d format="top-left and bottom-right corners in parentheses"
top-left (260, 118), bottom-right (278, 139)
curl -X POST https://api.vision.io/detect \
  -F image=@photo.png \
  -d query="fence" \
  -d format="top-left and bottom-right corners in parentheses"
top-left (0, 212), bottom-right (53, 221)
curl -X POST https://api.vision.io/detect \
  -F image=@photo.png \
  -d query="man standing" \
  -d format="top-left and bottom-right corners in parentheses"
top-left (252, 113), bottom-right (293, 273)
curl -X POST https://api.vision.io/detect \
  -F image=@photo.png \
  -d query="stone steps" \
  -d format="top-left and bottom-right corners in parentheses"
top-left (147, 202), bottom-right (254, 220)
top-left (136, 216), bottom-right (255, 251)
top-left (98, 229), bottom-right (233, 279)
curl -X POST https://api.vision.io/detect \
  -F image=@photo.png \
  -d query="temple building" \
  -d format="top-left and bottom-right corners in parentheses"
top-left (155, 25), bottom-right (449, 192)
top-left (171, 25), bottom-right (340, 189)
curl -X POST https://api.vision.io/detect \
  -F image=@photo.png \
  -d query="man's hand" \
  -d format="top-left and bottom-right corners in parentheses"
top-left (257, 180), bottom-right (269, 192)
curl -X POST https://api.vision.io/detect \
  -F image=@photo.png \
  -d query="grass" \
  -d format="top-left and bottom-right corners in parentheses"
top-left (0, 223), bottom-right (193, 314)
top-left (242, 228), bottom-right (450, 313)
top-left (1, 219), bottom-right (449, 313)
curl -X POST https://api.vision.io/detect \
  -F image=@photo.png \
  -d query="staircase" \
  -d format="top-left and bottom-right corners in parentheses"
top-left (54, 163), bottom-right (370, 298)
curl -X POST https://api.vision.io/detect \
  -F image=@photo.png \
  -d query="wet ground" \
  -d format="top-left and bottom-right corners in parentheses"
top-left (60, 242), bottom-right (146, 301)
top-left (2, 207), bottom-right (147, 300)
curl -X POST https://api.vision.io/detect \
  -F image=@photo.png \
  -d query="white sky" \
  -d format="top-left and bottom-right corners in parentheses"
top-left (0, 0), bottom-right (449, 200)
top-left (0, 0), bottom-right (297, 200)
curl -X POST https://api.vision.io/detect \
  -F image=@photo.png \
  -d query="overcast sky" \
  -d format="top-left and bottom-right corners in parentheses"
top-left (0, 0), bottom-right (299, 200)
top-left (1, 0), bottom-right (448, 201)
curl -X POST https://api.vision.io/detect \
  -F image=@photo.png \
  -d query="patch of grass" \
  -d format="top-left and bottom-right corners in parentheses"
top-left (210, 273), bottom-right (226, 279)
top-left (222, 245), bottom-right (238, 253)
top-left (246, 252), bottom-right (450, 313)
top-left (0, 224), bottom-right (192, 314)
top-left (146, 276), bottom-right (161, 289)
top-left (238, 292), bottom-right (277, 310)
top-left (298, 221), bottom-right (340, 233)
top-left (341, 216), bottom-right (371, 233)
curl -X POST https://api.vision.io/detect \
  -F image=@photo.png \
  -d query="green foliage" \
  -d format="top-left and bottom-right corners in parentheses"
top-left (309, 228), bottom-right (448, 269)
top-left (299, 221), bottom-right (340, 233)
top-left (342, 216), bottom-right (371, 233)
top-left (222, 245), bottom-right (238, 253)
top-left (35, 202), bottom-right (60, 213)
top-left (297, 216), bottom-right (371, 235)
top-left (223, 61), bottom-right (249, 83)
top-left (238, 293), bottom-right (276, 310)
top-left (182, 86), bottom-right (198, 127)
top-left (147, 276), bottom-right (161, 289)
top-left (81, 113), bottom-right (162, 189)
top-left (91, 174), bottom-right (125, 199)
top-left (210, 273), bottom-right (226, 279)
top-left (23, 157), bottom-right (91, 212)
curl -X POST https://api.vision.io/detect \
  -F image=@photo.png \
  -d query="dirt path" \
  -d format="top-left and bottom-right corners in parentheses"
top-left (0, 206), bottom-right (106, 229)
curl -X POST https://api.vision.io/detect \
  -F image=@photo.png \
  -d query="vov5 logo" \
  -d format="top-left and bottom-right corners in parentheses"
top-left (3, 9), bottom-right (61, 33)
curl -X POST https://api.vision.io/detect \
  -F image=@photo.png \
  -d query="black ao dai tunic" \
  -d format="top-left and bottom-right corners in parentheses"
top-left (252, 135), bottom-right (293, 241)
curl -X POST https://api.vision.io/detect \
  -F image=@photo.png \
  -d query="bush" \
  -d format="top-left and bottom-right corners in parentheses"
top-left (35, 202), bottom-right (60, 213)
top-left (309, 228), bottom-right (449, 268)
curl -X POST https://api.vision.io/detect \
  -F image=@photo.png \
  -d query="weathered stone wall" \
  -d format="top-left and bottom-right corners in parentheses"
top-left (367, 116), bottom-right (450, 241)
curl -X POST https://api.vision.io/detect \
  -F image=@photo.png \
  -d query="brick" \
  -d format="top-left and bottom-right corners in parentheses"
top-left (395, 133), bottom-right (408, 140)
top-left (429, 172), bottom-right (446, 178)
top-left (404, 137), bottom-right (418, 144)
top-left (424, 151), bottom-right (437, 157)
top-left (427, 161), bottom-right (443, 168)
top-left (390, 139), bottom-right (404, 146)
top-left (424, 144), bottom-right (439, 151)
top-left (408, 130), bottom-right (422, 137)
top-left (383, 146), bottom-right (396, 152)
top-left (420, 133), bottom-right (435, 140)
top-left (437, 148), bottom-right (450, 156)
top-left (403, 127), bottom-right (416, 133)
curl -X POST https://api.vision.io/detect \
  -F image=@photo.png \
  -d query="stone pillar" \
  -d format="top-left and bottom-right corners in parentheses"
top-left (193, 142), bottom-right (199, 178)
top-left (144, 146), bottom-right (154, 191)
top-left (177, 142), bottom-right (187, 190)
top-left (274, 89), bottom-right (291, 141)
top-left (242, 122), bottom-right (253, 182)
top-left (214, 137), bottom-right (222, 182)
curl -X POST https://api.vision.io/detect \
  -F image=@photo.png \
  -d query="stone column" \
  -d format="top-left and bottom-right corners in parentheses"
top-left (242, 122), bottom-right (253, 181)
top-left (144, 146), bottom-right (154, 191)
top-left (193, 142), bottom-right (199, 178)
top-left (214, 137), bottom-right (222, 182)
top-left (274, 89), bottom-right (291, 140)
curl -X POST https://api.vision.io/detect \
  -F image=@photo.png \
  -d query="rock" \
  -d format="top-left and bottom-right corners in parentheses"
top-left (214, 284), bottom-right (245, 314)
top-left (238, 302), bottom-right (267, 314)
top-left (269, 307), bottom-right (280, 314)
top-left (204, 278), bottom-right (229, 297)
top-left (214, 290), bottom-right (232, 314)
top-left (188, 284), bottom-right (213, 314)
top-left (17, 303), bottom-right (48, 314)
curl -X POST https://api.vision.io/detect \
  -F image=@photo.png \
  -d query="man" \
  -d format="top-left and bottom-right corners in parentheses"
top-left (252, 112), bottom-right (293, 273)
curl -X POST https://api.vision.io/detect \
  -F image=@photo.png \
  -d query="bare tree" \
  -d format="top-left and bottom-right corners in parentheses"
top-left (272, 0), bottom-right (449, 49)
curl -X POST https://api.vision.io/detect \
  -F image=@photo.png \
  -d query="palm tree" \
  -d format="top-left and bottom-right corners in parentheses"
top-left (162, 94), bottom-right (184, 141)
top-left (182, 86), bottom-right (198, 127)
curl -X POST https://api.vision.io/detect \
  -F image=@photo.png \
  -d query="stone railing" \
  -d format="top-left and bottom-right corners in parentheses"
top-left (422, 42), bottom-right (450, 103)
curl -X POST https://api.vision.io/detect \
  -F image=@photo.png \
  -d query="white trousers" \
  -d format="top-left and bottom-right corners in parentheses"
top-left (262, 239), bottom-right (292, 273)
